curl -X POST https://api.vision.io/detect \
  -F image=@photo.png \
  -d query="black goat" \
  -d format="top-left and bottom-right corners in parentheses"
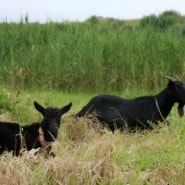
top-left (76, 76), bottom-right (185, 131)
top-left (0, 101), bottom-right (72, 156)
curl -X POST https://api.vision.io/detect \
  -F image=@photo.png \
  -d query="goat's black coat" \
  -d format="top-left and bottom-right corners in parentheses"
top-left (77, 77), bottom-right (185, 131)
top-left (0, 101), bottom-right (72, 156)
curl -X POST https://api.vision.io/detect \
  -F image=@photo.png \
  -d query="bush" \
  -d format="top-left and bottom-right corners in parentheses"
top-left (140, 15), bottom-right (158, 28)
top-left (140, 10), bottom-right (184, 30)
top-left (158, 10), bottom-right (182, 29)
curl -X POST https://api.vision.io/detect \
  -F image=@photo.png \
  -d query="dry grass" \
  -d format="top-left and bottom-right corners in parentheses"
top-left (0, 114), bottom-right (185, 185)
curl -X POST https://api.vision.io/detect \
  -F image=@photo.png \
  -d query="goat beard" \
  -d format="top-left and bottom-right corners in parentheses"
top-left (178, 103), bottom-right (184, 117)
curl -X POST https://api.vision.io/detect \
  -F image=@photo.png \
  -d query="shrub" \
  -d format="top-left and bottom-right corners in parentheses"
top-left (140, 10), bottom-right (184, 30)
top-left (140, 15), bottom-right (158, 28)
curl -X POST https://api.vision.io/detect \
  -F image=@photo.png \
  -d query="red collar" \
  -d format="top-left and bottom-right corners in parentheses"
top-left (38, 127), bottom-right (52, 147)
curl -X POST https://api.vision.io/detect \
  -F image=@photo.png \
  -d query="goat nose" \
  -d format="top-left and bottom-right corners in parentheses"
top-left (50, 125), bottom-right (58, 130)
top-left (51, 124), bottom-right (59, 131)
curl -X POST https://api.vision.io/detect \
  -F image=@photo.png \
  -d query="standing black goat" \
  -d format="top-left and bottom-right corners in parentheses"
top-left (76, 76), bottom-right (185, 131)
top-left (0, 101), bottom-right (72, 156)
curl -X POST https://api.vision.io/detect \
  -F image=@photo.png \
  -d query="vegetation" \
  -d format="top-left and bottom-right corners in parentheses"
top-left (0, 10), bottom-right (185, 92)
top-left (0, 10), bottom-right (185, 184)
top-left (140, 10), bottom-right (185, 29)
top-left (0, 89), bottom-right (185, 184)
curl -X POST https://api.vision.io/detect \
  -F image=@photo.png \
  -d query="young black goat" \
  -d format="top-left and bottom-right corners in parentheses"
top-left (0, 101), bottom-right (72, 156)
top-left (76, 76), bottom-right (185, 131)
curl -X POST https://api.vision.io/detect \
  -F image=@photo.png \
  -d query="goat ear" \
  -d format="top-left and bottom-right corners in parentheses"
top-left (178, 104), bottom-right (184, 117)
top-left (163, 76), bottom-right (178, 90)
top-left (60, 102), bottom-right (72, 115)
top-left (167, 80), bottom-right (177, 90)
top-left (34, 101), bottom-right (45, 115)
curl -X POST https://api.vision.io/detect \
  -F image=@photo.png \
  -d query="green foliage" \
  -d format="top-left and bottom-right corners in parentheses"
top-left (140, 14), bottom-right (158, 27)
top-left (158, 10), bottom-right (183, 29)
top-left (140, 10), bottom-right (184, 30)
top-left (0, 11), bottom-right (185, 92)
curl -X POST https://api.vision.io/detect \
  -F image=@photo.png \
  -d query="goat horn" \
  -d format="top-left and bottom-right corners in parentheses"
top-left (175, 75), bottom-right (181, 81)
top-left (163, 76), bottom-right (176, 81)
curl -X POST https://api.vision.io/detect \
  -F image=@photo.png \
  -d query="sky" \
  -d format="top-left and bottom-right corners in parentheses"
top-left (0, 0), bottom-right (185, 23)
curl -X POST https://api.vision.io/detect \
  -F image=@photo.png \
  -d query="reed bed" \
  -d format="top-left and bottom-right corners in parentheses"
top-left (0, 14), bottom-right (185, 92)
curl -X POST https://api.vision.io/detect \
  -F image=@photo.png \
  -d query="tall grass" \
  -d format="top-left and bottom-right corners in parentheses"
top-left (0, 14), bottom-right (185, 92)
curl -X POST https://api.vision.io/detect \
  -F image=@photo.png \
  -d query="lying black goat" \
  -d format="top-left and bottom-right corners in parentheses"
top-left (76, 76), bottom-right (185, 131)
top-left (0, 101), bottom-right (72, 156)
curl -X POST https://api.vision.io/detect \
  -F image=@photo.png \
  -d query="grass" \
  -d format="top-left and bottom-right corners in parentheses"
top-left (0, 89), bottom-right (185, 185)
top-left (0, 15), bottom-right (185, 92)
top-left (0, 12), bottom-right (185, 184)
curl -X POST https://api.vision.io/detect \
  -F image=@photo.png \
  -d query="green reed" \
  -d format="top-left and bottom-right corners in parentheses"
top-left (0, 19), bottom-right (185, 92)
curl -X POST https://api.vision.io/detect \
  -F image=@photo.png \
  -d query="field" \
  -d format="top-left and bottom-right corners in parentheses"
top-left (0, 89), bottom-right (185, 185)
top-left (0, 10), bottom-right (185, 184)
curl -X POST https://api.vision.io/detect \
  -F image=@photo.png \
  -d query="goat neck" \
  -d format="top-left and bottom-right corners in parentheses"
top-left (38, 127), bottom-right (52, 147)
top-left (155, 88), bottom-right (176, 119)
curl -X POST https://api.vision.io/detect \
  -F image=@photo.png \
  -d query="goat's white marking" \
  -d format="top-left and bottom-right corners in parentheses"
top-left (29, 148), bottom-right (41, 156)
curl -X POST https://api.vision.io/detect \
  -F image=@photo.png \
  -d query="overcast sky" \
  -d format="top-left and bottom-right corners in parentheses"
top-left (1, 0), bottom-right (185, 23)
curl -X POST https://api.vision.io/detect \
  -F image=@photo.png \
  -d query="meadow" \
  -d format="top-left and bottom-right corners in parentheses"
top-left (0, 89), bottom-right (185, 185)
top-left (0, 10), bottom-right (185, 184)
